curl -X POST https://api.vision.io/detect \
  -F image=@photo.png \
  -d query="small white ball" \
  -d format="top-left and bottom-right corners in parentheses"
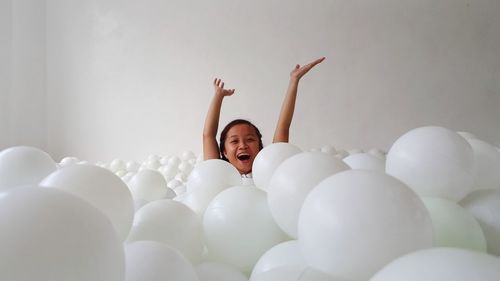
top-left (343, 153), bottom-right (385, 172)
top-left (128, 169), bottom-right (170, 202)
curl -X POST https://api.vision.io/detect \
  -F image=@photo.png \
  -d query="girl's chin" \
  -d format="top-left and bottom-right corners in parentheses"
top-left (237, 164), bottom-right (252, 174)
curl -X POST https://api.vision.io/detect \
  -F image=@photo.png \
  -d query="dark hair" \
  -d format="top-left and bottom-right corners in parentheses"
top-left (219, 119), bottom-right (263, 161)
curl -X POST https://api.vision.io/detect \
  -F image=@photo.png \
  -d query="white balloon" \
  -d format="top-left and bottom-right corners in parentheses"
top-left (127, 199), bottom-right (203, 263)
top-left (181, 150), bottom-right (197, 161)
top-left (320, 144), bottom-right (337, 154)
top-left (144, 158), bottom-right (161, 170)
top-left (179, 161), bottom-right (194, 174)
top-left (203, 186), bottom-right (287, 273)
top-left (125, 241), bottom-right (198, 281)
top-left (125, 161), bottom-right (141, 172)
top-left (183, 182), bottom-right (232, 216)
top-left (159, 164), bottom-right (178, 181)
top-left (386, 126), bottom-right (475, 202)
top-left (370, 247), bottom-right (500, 281)
top-left (59, 156), bottom-right (80, 167)
top-left (343, 152), bottom-right (385, 172)
top-left (40, 164), bottom-right (134, 241)
top-left (168, 156), bottom-right (181, 167)
top-left (298, 170), bottom-right (433, 280)
top-left (347, 148), bottom-right (363, 155)
top-left (334, 149), bottom-right (349, 159)
top-left (367, 148), bottom-right (386, 160)
top-left (250, 266), bottom-right (350, 281)
top-left (115, 169), bottom-right (127, 177)
top-left (168, 178), bottom-right (183, 189)
top-left (466, 138), bottom-right (500, 190)
top-left (186, 159), bottom-right (241, 193)
top-left (195, 261), bottom-right (248, 281)
top-left (252, 143), bottom-right (302, 190)
top-left (0, 146), bottom-right (57, 190)
top-left (422, 197), bottom-right (486, 251)
top-left (268, 152), bottom-right (349, 237)
top-left (0, 186), bottom-right (124, 281)
top-left (457, 131), bottom-right (478, 141)
top-left (460, 189), bottom-right (500, 255)
top-left (251, 240), bottom-right (306, 277)
top-left (109, 158), bottom-right (126, 173)
top-left (128, 169), bottom-right (172, 202)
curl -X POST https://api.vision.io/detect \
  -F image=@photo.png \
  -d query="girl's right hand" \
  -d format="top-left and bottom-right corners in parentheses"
top-left (214, 78), bottom-right (235, 97)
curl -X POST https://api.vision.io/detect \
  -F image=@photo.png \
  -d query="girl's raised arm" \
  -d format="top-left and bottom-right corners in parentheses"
top-left (203, 78), bottom-right (235, 160)
top-left (273, 57), bottom-right (325, 143)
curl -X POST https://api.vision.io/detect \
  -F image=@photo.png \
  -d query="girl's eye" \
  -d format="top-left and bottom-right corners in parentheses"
top-left (230, 140), bottom-right (238, 144)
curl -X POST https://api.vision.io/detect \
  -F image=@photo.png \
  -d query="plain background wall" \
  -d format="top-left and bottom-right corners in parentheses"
top-left (0, 0), bottom-right (47, 150)
top-left (4, 0), bottom-right (500, 162)
top-left (0, 0), bottom-right (11, 145)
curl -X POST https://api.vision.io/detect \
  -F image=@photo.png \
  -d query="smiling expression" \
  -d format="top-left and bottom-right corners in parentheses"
top-left (222, 124), bottom-right (261, 174)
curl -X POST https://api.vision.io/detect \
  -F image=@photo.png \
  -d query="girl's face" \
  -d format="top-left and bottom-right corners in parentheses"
top-left (223, 124), bottom-right (260, 174)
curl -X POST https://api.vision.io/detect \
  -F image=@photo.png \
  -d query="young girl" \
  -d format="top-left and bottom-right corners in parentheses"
top-left (203, 57), bottom-right (325, 175)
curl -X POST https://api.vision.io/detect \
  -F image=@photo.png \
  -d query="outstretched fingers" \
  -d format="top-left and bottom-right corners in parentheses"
top-left (291, 57), bottom-right (326, 79)
top-left (303, 57), bottom-right (326, 72)
top-left (213, 78), bottom-right (235, 96)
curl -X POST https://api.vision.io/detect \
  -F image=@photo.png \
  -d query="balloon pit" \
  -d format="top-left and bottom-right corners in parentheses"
top-left (0, 126), bottom-right (500, 281)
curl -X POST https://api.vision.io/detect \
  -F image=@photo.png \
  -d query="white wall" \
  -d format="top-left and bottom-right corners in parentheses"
top-left (0, 0), bottom-right (12, 147)
top-left (0, 0), bottom-right (47, 151)
top-left (36, 0), bottom-right (500, 162)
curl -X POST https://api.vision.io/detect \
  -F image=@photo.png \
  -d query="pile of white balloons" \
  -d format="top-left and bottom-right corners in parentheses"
top-left (0, 125), bottom-right (500, 281)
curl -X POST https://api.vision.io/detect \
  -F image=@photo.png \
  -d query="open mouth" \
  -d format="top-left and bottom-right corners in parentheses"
top-left (237, 153), bottom-right (251, 161)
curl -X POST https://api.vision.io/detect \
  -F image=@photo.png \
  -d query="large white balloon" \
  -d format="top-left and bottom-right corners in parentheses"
top-left (252, 143), bottom-right (302, 190)
top-left (186, 159), bottom-right (241, 194)
top-left (251, 240), bottom-right (306, 277)
top-left (0, 186), bottom-right (124, 281)
top-left (40, 164), bottom-right (134, 241)
top-left (370, 247), bottom-right (500, 281)
top-left (195, 261), bottom-right (248, 281)
top-left (0, 146), bottom-right (57, 190)
top-left (460, 189), bottom-right (500, 256)
top-left (298, 170), bottom-right (433, 281)
top-left (125, 241), bottom-right (198, 281)
top-left (250, 266), bottom-right (351, 281)
top-left (127, 199), bottom-right (203, 263)
top-left (203, 186), bottom-right (288, 273)
top-left (128, 169), bottom-right (175, 202)
top-left (422, 197), bottom-right (486, 251)
top-left (466, 138), bottom-right (500, 190)
top-left (343, 152), bottom-right (385, 172)
top-left (386, 126), bottom-right (475, 202)
top-left (183, 182), bottom-right (232, 216)
top-left (267, 152), bottom-right (349, 237)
